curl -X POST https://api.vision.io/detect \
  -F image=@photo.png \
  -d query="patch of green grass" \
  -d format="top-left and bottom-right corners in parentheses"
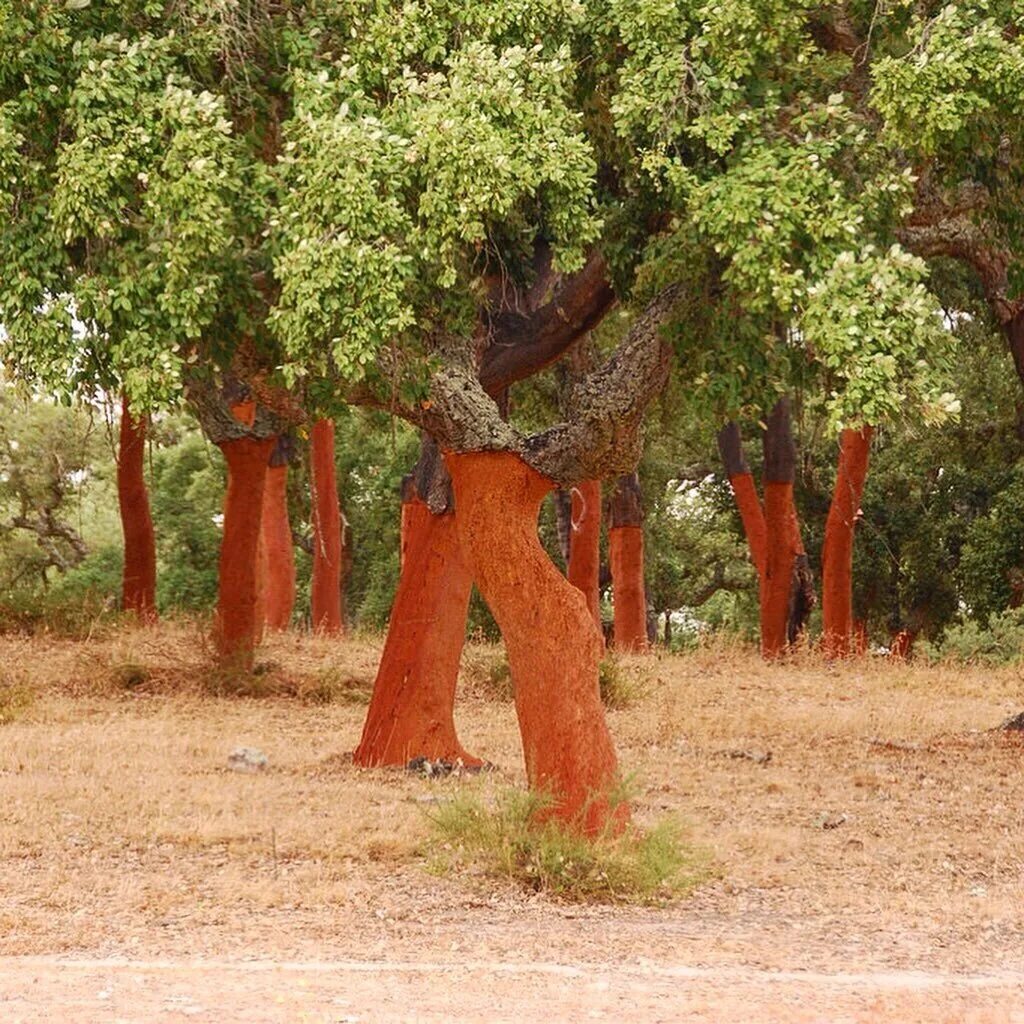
top-left (0, 681), bottom-right (33, 724)
top-left (425, 788), bottom-right (708, 904)
top-left (599, 655), bottom-right (645, 709)
top-left (298, 668), bottom-right (372, 705)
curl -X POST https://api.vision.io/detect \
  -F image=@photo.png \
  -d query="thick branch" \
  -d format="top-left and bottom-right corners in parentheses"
top-left (478, 252), bottom-right (616, 394)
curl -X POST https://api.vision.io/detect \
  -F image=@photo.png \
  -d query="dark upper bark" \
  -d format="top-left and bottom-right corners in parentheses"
top-left (608, 473), bottom-right (644, 528)
top-left (478, 252), bottom-right (616, 394)
top-left (717, 421), bottom-right (750, 478)
top-left (763, 398), bottom-right (796, 485)
top-left (406, 284), bottom-right (680, 486)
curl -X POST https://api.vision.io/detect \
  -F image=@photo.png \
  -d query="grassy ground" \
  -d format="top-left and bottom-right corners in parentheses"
top-left (0, 620), bottom-right (1021, 979)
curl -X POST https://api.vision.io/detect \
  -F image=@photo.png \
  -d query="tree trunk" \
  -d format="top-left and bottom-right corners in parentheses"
top-left (353, 488), bottom-right (478, 767)
top-left (261, 440), bottom-right (296, 631)
top-left (608, 473), bottom-right (647, 652)
top-left (445, 450), bottom-right (626, 835)
top-left (117, 395), bottom-right (157, 620)
top-left (889, 629), bottom-right (916, 660)
top-left (216, 436), bottom-right (276, 669)
top-left (310, 418), bottom-right (344, 634)
top-left (822, 426), bottom-right (873, 657)
top-left (717, 421), bottom-right (767, 576)
top-left (567, 479), bottom-right (602, 632)
top-left (761, 399), bottom-right (801, 659)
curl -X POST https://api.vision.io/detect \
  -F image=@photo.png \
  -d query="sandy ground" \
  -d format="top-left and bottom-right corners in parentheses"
top-left (0, 625), bottom-right (1022, 1021)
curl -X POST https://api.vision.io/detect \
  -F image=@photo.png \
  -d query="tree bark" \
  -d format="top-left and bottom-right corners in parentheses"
top-left (446, 450), bottom-right (627, 835)
top-left (216, 436), bottom-right (276, 669)
top-left (822, 426), bottom-right (873, 658)
top-left (261, 437), bottom-right (296, 631)
top-left (356, 436), bottom-right (478, 766)
top-left (718, 421), bottom-right (767, 577)
top-left (567, 479), bottom-right (602, 632)
top-left (117, 394), bottom-right (157, 620)
top-left (353, 490), bottom-right (478, 767)
top-left (608, 473), bottom-right (647, 652)
top-left (310, 418), bottom-right (344, 634)
top-left (761, 399), bottom-right (801, 659)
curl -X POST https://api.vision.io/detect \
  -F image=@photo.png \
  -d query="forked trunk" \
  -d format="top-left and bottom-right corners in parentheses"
top-left (717, 421), bottom-right (766, 576)
top-left (890, 629), bottom-right (916, 660)
top-left (117, 395), bottom-right (157, 620)
top-left (822, 427), bottom-right (873, 657)
top-left (216, 436), bottom-right (276, 668)
top-left (760, 399), bottom-right (801, 658)
top-left (310, 418), bottom-right (344, 634)
top-left (353, 490), bottom-right (477, 767)
top-left (609, 474), bottom-right (647, 652)
top-left (261, 448), bottom-right (296, 631)
top-left (445, 450), bottom-right (626, 835)
top-left (567, 479), bottom-right (602, 632)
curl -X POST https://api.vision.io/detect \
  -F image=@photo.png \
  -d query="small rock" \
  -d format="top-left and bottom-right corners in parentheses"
top-left (228, 747), bottom-right (268, 773)
top-left (1000, 711), bottom-right (1024, 732)
top-left (721, 748), bottom-right (772, 765)
top-left (406, 756), bottom-right (454, 778)
top-left (816, 812), bottom-right (848, 830)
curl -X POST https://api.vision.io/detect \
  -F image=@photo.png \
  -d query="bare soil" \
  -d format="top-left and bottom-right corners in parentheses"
top-left (0, 623), bottom-right (1022, 1021)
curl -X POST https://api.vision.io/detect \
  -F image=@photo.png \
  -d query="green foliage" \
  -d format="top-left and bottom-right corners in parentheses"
top-left (149, 428), bottom-right (224, 612)
top-left (427, 788), bottom-right (707, 903)
top-left (921, 608), bottom-right (1024, 666)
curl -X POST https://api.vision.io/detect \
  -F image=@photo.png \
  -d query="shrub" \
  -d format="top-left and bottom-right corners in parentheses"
top-left (921, 607), bottom-right (1024, 665)
top-left (426, 789), bottom-right (707, 904)
top-left (599, 655), bottom-right (646, 709)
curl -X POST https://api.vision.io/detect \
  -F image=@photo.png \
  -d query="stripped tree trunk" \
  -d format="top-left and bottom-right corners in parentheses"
top-left (216, 436), bottom-right (276, 669)
top-left (717, 421), bottom-right (767, 577)
top-left (446, 450), bottom-right (626, 835)
top-left (354, 441), bottom-right (478, 767)
top-left (761, 399), bottom-right (803, 658)
top-left (310, 418), bottom-right (344, 634)
top-left (117, 394), bottom-right (157, 620)
top-left (608, 473), bottom-right (647, 652)
top-left (261, 435), bottom-right (296, 631)
top-left (822, 426), bottom-right (873, 657)
top-left (567, 479), bottom-right (602, 632)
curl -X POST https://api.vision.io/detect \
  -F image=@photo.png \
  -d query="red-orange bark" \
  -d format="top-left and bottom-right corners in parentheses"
top-left (729, 473), bottom-right (768, 578)
top-left (822, 427), bottom-right (873, 658)
top-left (567, 479), bottom-right (602, 631)
top-left (261, 462), bottom-right (296, 631)
top-left (216, 436), bottom-right (276, 668)
top-left (445, 451), bottom-right (626, 835)
top-left (609, 526), bottom-right (647, 652)
top-left (761, 482), bottom-right (802, 658)
top-left (353, 496), bottom-right (478, 767)
top-left (117, 394), bottom-right (157, 620)
top-left (310, 419), bottom-right (344, 634)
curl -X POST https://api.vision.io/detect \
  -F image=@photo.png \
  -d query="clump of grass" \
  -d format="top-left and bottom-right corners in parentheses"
top-left (460, 646), bottom-right (514, 702)
top-left (599, 655), bottom-right (645, 709)
top-left (111, 660), bottom-right (150, 691)
top-left (0, 681), bottom-right (33, 724)
top-left (425, 789), bottom-right (708, 904)
top-left (297, 668), bottom-right (372, 705)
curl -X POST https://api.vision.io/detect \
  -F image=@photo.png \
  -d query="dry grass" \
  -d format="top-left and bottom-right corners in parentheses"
top-left (0, 622), bottom-right (1021, 973)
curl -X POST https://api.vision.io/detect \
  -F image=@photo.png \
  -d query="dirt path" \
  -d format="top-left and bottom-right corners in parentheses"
top-left (2, 956), bottom-right (1022, 1023)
